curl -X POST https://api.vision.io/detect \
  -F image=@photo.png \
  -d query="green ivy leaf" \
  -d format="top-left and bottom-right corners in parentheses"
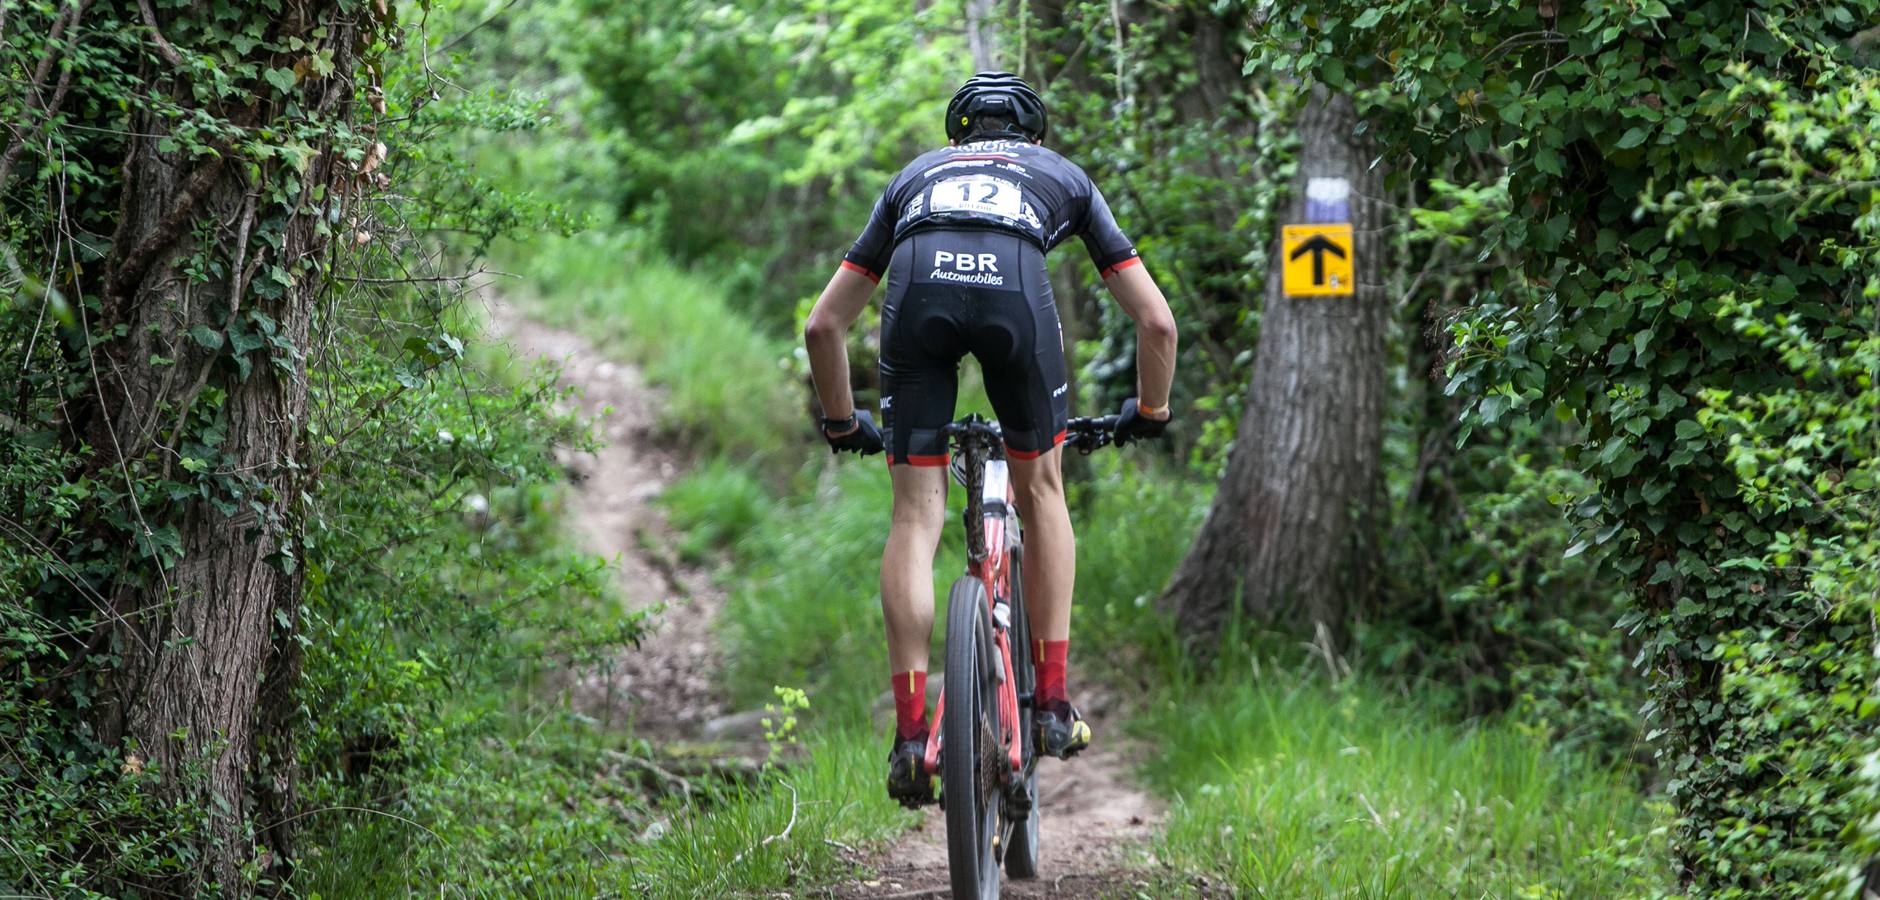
top-left (264, 67), bottom-right (298, 95)
top-left (188, 325), bottom-right (224, 350)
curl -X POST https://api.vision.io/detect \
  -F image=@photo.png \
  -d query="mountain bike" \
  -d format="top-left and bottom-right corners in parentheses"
top-left (917, 413), bottom-right (1121, 900)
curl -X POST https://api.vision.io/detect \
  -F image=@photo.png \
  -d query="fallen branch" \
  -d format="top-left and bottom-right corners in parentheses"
top-left (604, 750), bottom-right (693, 803)
top-left (823, 837), bottom-right (858, 855)
top-left (726, 778), bottom-right (798, 868)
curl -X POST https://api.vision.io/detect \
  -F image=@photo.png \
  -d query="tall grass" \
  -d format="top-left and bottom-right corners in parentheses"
top-left (1144, 664), bottom-right (1670, 896)
top-left (498, 231), bottom-right (803, 463)
top-left (293, 711), bottom-right (912, 897)
top-left (1060, 460), bottom-right (1670, 894)
top-left (667, 459), bottom-right (966, 716)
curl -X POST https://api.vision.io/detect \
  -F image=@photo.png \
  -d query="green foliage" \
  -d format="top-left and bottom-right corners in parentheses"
top-left (1, 598), bottom-right (212, 894)
top-left (0, 0), bottom-right (652, 891)
top-left (1148, 661), bottom-right (1671, 896)
top-left (1011, 2), bottom-right (1289, 469)
top-left (660, 459), bottom-right (774, 562)
top-left (296, 331), bottom-right (640, 782)
top-left (1278, 0), bottom-right (1880, 890)
top-left (503, 231), bottom-right (804, 464)
top-left (559, 0), bottom-right (969, 333)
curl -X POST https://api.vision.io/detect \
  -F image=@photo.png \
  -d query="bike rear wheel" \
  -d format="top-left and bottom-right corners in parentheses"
top-left (1002, 549), bottom-right (1040, 879)
top-left (942, 576), bottom-right (1002, 900)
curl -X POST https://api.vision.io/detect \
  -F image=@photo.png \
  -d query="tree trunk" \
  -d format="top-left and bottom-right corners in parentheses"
top-left (966, 0), bottom-right (1000, 69)
top-left (1161, 84), bottom-right (1387, 652)
top-left (61, 2), bottom-right (363, 887)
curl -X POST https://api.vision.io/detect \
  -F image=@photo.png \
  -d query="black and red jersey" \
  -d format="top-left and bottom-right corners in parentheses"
top-left (841, 140), bottom-right (1140, 284)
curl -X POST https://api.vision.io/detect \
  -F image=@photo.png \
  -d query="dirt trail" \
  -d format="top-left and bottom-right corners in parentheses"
top-left (488, 299), bottom-right (726, 737)
top-left (490, 300), bottom-right (1173, 897)
top-left (839, 684), bottom-right (1170, 899)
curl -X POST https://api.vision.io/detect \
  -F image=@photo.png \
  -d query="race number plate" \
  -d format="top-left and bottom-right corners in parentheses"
top-left (930, 174), bottom-right (1023, 220)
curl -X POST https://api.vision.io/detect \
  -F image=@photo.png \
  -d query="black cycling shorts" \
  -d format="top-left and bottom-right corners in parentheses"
top-left (878, 229), bottom-right (1069, 467)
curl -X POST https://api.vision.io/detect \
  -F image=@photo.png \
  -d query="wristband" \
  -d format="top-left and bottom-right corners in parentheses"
top-left (821, 413), bottom-right (857, 433)
top-left (1137, 400), bottom-right (1168, 417)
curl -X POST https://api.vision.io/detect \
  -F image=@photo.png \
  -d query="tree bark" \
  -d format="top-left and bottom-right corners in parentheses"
top-left (1161, 84), bottom-right (1387, 653)
top-left (60, 2), bottom-right (361, 887)
top-left (966, 0), bottom-right (999, 69)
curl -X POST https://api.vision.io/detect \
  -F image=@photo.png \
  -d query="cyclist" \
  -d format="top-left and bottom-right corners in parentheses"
top-left (802, 72), bottom-right (1178, 806)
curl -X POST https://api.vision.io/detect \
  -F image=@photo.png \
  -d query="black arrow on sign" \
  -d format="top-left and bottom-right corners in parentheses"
top-left (1288, 234), bottom-right (1348, 286)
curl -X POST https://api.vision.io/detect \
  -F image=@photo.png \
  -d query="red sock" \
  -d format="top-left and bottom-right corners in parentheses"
top-left (1034, 640), bottom-right (1069, 708)
top-left (892, 671), bottom-right (928, 741)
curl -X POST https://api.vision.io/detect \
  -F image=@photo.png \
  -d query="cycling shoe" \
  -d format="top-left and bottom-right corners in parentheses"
top-left (887, 733), bottom-right (936, 808)
top-left (1035, 702), bottom-right (1092, 760)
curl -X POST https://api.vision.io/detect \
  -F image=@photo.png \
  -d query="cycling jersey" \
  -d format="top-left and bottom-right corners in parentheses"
top-left (842, 140), bottom-right (1141, 284)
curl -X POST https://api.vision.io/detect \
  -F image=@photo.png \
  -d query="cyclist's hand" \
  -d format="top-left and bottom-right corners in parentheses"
top-left (1113, 398), bottom-right (1170, 447)
top-left (822, 410), bottom-right (884, 456)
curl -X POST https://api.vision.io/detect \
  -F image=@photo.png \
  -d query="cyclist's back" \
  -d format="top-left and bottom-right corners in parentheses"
top-left (841, 140), bottom-right (1141, 466)
top-left (841, 139), bottom-right (1141, 285)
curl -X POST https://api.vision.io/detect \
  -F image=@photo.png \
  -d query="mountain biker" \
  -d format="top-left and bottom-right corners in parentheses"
top-left (802, 72), bottom-right (1178, 806)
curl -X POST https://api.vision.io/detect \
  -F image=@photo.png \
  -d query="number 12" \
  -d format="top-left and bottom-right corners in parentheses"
top-left (958, 182), bottom-right (999, 203)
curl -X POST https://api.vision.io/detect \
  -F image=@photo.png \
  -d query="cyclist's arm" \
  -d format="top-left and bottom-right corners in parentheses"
top-left (1079, 181), bottom-right (1177, 416)
top-left (1103, 264), bottom-right (1177, 417)
top-left (804, 266), bottom-right (877, 422)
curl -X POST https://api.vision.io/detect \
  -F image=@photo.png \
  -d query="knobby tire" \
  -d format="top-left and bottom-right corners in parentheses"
top-left (1002, 548), bottom-right (1040, 879)
top-left (943, 576), bottom-right (1000, 900)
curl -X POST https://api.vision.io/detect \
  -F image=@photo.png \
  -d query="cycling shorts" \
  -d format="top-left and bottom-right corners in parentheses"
top-left (877, 229), bottom-right (1069, 466)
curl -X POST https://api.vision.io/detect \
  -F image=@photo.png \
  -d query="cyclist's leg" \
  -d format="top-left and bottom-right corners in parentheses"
top-left (1005, 448), bottom-right (1073, 646)
top-left (881, 463), bottom-right (946, 675)
top-left (877, 232), bottom-right (966, 729)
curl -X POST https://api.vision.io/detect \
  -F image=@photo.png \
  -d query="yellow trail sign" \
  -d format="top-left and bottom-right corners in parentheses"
top-left (1281, 224), bottom-right (1354, 297)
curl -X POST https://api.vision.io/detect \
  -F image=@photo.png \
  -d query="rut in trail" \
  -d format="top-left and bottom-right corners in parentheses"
top-left (490, 298), bottom-right (1179, 897)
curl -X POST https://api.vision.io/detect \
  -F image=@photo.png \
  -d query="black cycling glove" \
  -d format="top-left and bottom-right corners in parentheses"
top-left (822, 409), bottom-right (885, 456)
top-left (1113, 398), bottom-right (1171, 447)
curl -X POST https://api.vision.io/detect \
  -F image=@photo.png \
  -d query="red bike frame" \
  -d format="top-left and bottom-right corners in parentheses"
top-left (922, 458), bottom-right (1025, 780)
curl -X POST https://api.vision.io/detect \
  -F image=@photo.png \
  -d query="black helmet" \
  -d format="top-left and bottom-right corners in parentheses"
top-left (945, 71), bottom-right (1047, 143)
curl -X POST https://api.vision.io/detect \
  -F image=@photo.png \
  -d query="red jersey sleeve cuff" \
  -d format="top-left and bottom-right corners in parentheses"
top-left (1098, 256), bottom-right (1142, 279)
top-left (840, 260), bottom-right (881, 284)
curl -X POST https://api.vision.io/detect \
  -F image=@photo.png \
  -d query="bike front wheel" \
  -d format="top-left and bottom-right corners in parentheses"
top-left (942, 575), bottom-right (1002, 900)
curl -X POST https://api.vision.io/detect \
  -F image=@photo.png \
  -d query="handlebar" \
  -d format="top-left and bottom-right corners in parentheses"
top-left (940, 413), bottom-right (1133, 456)
top-left (1064, 416), bottom-right (1121, 454)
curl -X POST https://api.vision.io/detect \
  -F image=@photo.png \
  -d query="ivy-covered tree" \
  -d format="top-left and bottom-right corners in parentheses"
top-left (1277, 0), bottom-right (1880, 890)
top-left (2, 0), bottom-right (387, 888)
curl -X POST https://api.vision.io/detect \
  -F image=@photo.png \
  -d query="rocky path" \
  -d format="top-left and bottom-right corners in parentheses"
top-left (490, 299), bottom-right (1176, 898)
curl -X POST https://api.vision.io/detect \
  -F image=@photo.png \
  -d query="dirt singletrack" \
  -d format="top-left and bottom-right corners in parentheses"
top-left (487, 298), bottom-right (727, 737)
top-left (489, 298), bottom-right (1175, 898)
top-left (832, 686), bottom-right (1169, 900)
